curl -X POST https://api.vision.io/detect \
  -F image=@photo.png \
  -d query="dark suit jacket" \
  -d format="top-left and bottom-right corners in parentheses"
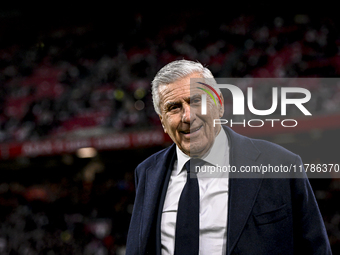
top-left (126, 126), bottom-right (332, 255)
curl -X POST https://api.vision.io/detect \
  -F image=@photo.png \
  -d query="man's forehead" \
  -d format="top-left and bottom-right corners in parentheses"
top-left (163, 93), bottom-right (201, 105)
top-left (159, 84), bottom-right (204, 103)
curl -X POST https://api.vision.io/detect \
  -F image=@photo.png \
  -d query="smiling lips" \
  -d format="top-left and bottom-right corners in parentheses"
top-left (180, 125), bottom-right (202, 135)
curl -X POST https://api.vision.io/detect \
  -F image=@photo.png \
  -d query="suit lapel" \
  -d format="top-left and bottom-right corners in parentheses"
top-left (224, 127), bottom-right (263, 255)
top-left (155, 150), bottom-right (176, 254)
top-left (139, 144), bottom-right (176, 253)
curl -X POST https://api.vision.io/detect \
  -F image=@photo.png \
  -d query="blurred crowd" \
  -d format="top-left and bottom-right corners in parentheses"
top-left (1, 14), bottom-right (340, 143)
top-left (0, 156), bottom-right (135, 255)
top-left (0, 11), bottom-right (340, 254)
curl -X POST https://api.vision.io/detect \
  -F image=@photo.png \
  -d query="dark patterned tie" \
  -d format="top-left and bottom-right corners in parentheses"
top-left (174, 159), bottom-right (203, 255)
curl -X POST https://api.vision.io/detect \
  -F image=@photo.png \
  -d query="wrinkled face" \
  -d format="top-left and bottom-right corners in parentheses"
top-left (158, 72), bottom-right (224, 157)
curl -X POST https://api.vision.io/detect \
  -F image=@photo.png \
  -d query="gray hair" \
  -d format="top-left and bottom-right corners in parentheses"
top-left (151, 60), bottom-right (216, 115)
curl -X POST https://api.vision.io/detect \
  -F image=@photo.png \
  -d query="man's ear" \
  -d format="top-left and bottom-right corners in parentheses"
top-left (219, 93), bottom-right (224, 118)
top-left (159, 115), bottom-right (167, 133)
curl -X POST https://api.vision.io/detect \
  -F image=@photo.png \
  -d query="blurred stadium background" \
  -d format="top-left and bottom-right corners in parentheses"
top-left (0, 4), bottom-right (340, 254)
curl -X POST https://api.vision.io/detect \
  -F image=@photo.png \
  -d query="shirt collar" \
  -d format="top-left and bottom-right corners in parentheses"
top-left (175, 128), bottom-right (229, 175)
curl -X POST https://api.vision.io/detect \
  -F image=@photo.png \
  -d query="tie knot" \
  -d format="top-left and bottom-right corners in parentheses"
top-left (184, 158), bottom-right (206, 174)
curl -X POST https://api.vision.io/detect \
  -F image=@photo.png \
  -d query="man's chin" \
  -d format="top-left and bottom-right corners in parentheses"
top-left (188, 143), bottom-right (211, 158)
top-left (177, 139), bottom-right (212, 157)
top-left (178, 146), bottom-right (205, 157)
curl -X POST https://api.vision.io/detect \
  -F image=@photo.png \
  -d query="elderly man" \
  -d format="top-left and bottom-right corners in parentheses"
top-left (126, 60), bottom-right (332, 255)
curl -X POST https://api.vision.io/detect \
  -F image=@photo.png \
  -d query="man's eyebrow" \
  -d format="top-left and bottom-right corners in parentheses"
top-left (190, 94), bottom-right (201, 100)
top-left (163, 94), bottom-right (201, 109)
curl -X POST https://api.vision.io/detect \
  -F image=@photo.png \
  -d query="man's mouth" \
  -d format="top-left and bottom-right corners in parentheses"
top-left (180, 125), bottom-right (202, 135)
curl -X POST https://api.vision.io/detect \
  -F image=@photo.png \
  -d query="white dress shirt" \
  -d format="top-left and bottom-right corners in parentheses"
top-left (161, 129), bottom-right (229, 255)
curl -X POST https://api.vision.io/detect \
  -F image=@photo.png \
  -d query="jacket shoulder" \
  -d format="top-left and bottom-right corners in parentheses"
top-left (251, 137), bottom-right (297, 158)
top-left (225, 126), bottom-right (299, 161)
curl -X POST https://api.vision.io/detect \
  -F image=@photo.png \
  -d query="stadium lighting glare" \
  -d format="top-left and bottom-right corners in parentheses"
top-left (76, 147), bottom-right (97, 158)
top-left (135, 100), bottom-right (145, 111)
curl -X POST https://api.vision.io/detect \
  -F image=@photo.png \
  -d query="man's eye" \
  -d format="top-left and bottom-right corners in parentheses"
top-left (169, 105), bottom-right (179, 111)
top-left (191, 98), bottom-right (201, 104)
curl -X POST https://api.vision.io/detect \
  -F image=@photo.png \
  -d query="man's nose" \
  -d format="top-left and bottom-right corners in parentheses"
top-left (182, 104), bottom-right (193, 123)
